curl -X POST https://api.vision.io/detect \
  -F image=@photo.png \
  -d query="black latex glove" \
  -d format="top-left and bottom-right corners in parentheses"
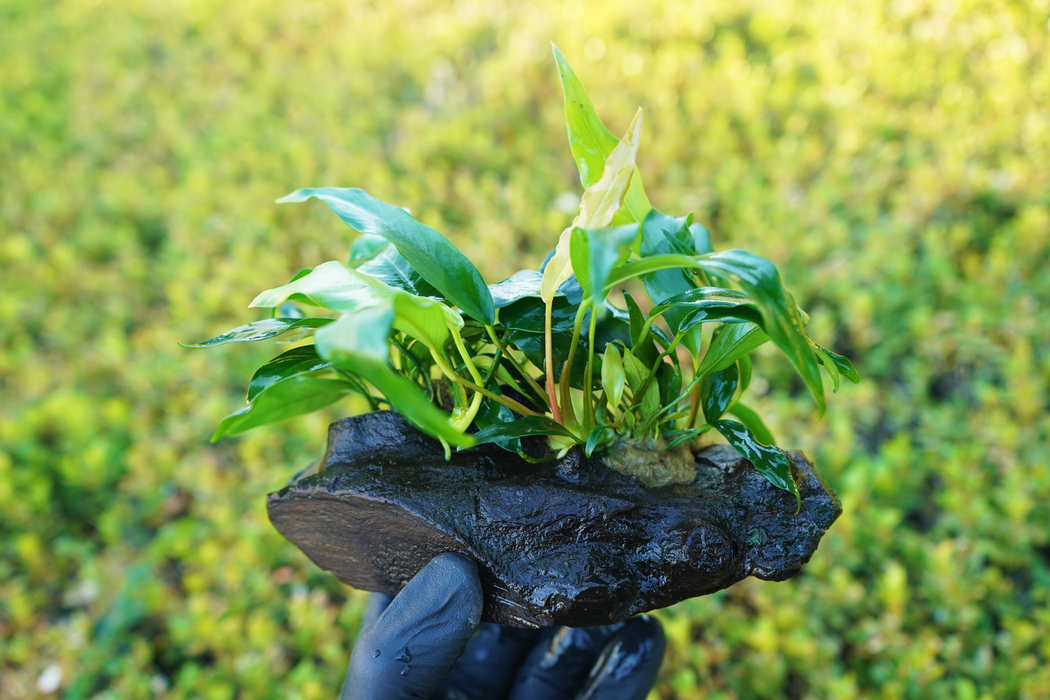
top-left (341, 553), bottom-right (665, 700)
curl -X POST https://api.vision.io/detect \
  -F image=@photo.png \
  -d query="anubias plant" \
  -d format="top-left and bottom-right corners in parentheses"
top-left (186, 46), bottom-right (858, 505)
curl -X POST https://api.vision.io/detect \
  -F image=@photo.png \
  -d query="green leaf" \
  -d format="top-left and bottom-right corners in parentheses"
top-left (365, 360), bottom-right (473, 447)
top-left (638, 210), bottom-right (694, 294)
top-left (584, 426), bottom-right (615, 458)
top-left (250, 261), bottom-right (393, 313)
top-left (623, 291), bottom-right (658, 366)
top-left (695, 322), bottom-right (771, 377)
top-left (391, 292), bottom-right (462, 352)
top-left (714, 419), bottom-right (799, 505)
top-left (277, 188), bottom-right (494, 324)
top-left (622, 346), bottom-right (660, 420)
top-left (470, 396), bottom-right (522, 453)
top-left (601, 343), bottom-right (626, 408)
top-left (316, 305), bottom-right (471, 447)
top-left (812, 342), bottom-right (860, 389)
top-left (726, 402), bottom-right (776, 446)
top-left (489, 270), bottom-right (549, 308)
top-left (247, 345), bottom-right (332, 402)
top-left (738, 355), bottom-right (753, 394)
top-left (471, 415), bottom-right (577, 446)
top-left (701, 364), bottom-right (739, 423)
top-left (644, 287), bottom-right (763, 345)
top-left (552, 44), bottom-right (652, 224)
top-left (605, 254), bottom-right (699, 292)
top-left (696, 250), bottom-right (825, 415)
top-left (691, 223), bottom-right (713, 255)
top-left (254, 261), bottom-right (461, 351)
top-left (499, 295), bottom-right (583, 334)
top-left (349, 233), bottom-right (390, 263)
top-left (182, 317), bottom-right (333, 348)
top-left (570, 224), bottom-right (640, 310)
top-left (315, 303), bottom-right (394, 363)
top-left (212, 376), bottom-right (355, 441)
top-left (356, 246), bottom-right (441, 298)
top-left (658, 362), bottom-right (682, 409)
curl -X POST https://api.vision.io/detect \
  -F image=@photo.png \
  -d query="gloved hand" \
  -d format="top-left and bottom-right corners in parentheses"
top-left (341, 553), bottom-right (665, 700)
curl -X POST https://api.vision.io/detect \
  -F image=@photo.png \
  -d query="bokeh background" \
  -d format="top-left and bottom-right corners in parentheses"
top-left (2, 0), bottom-right (1049, 697)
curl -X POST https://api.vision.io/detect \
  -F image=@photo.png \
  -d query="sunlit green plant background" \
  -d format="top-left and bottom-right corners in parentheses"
top-left (2, 0), bottom-right (1048, 697)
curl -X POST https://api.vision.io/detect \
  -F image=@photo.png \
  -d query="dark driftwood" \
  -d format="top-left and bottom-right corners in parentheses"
top-left (267, 411), bottom-right (841, 628)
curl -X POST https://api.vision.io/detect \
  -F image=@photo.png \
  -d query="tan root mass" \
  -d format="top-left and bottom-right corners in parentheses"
top-left (603, 437), bottom-right (697, 488)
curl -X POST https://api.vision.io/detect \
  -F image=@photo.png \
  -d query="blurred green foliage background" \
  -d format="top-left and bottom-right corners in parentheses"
top-left (2, 0), bottom-right (1049, 697)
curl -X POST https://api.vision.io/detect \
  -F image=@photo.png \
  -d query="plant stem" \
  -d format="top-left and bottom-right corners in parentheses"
top-left (484, 325), bottom-right (549, 408)
top-left (390, 336), bottom-right (433, 400)
top-left (454, 378), bottom-right (546, 418)
top-left (639, 362), bottom-right (707, 435)
top-left (450, 327), bottom-right (485, 429)
top-left (543, 299), bottom-right (562, 424)
top-left (559, 301), bottom-right (589, 408)
top-left (430, 345), bottom-right (544, 419)
top-left (582, 305), bottom-right (598, 433)
top-left (630, 330), bottom-right (685, 412)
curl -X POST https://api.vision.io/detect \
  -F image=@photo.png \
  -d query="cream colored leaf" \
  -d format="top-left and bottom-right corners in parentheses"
top-left (541, 108), bottom-right (644, 302)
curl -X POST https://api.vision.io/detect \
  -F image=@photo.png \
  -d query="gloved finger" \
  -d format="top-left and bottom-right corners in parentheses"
top-left (505, 624), bottom-right (623, 700)
top-left (341, 553), bottom-right (483, 700)
top-left (360, 593), bottom-right (394, 632)
top-left (434, 623), bottom-right (542, 700)
top-left (575, 615), bottom-right (665, 700)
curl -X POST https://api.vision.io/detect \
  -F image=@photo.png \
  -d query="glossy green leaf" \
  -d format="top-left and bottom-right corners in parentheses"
top-left (552, 44), bottom-right (652, 224)
top-left (812, 342), bottom-right (860, 388)
top-left (488, 270), bottom-right (554, 308)
top-left (695, 322), bottom-right (771, 377)
top-left (365, 359), bottom-right (473, 447)
top-left (701, 364), bottom-right (739, 423)
top-left (356, 246), bottom-right (441, 298)
top-left (277, 188), bottom-right (494, 324)
top-left (570, 224), bottom-right (640, 310)
top-left (254, 261), bottom-right (460, 351)
top-left (316, 304), bottom-right (471, 447)
top-left (610, 248), bottom-right (824, 412)
top-left (349, 233), bottom-right (389, 263)
top-left (737, 354), bottom-right (753, 394)
top-left (622, 346), bottom-right (660, 420)
top-left (584, 426), bottom-right (615, 458)
top-left (691, 223), bottom-right (714, 255)
top-left (638, 210), bottom-right (695, 314)
top-left (314, 303), bottom-right (394, 363)
top-left (623, 291), bottom-right (658, 366)
top-left (470, 415), bottom-right (576, 446)
top-left (391, 292), bottom-right (462, 352)
top-left (658, 362), bottom-right (683, 409)
top-left (212, 375), bottom-right (355, 441)
top-left (605, 254), bottom-right (698, 292)
top-left (182, 317), bottom-right (333, 348)
top-left (498, 295), bottom-right (583, 334)
top-left (726, 402), bottom-right (776, 446)
top-left (714, 419), bottom-right (799, 504)
top-left (247, 345), bottom-right (332, 402)
top-left (470, 396), bottom-right (522, 453)
top-left (250, 261), bottom-right (392, 313)
top-left (643, 287), bottom-right (762, 345)
top-left (601, 343), bottom-right (626, 408)
top-left (697, 250), bottom-right (825, 415)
